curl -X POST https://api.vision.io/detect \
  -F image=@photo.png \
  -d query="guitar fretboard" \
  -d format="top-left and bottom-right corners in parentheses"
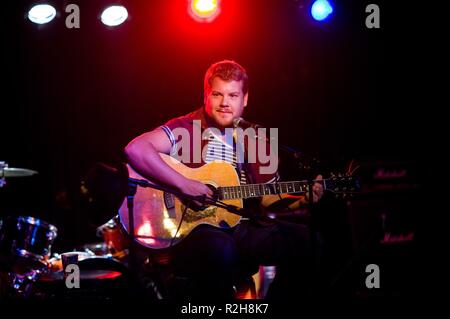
top-left (219, 181), bottom-right (310, 200)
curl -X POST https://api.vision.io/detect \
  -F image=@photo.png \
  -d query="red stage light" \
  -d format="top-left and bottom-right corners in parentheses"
top-left (189, 0), bottom-right (221, 22)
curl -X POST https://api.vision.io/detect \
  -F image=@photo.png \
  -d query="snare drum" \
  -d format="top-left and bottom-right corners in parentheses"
top-left (0, 216), bottom-right (58, 263)
top-left (36, 255), bottom-right (128, 301)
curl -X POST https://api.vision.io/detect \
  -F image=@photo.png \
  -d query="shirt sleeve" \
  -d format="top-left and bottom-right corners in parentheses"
top-left (159, 125), bottom-right (178, 156)
top-left (159, 116), bottom-right (190, 157)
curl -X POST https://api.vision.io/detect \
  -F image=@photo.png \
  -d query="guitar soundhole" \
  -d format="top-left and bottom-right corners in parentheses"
top-left (218, 220), bottom-right (231, 228)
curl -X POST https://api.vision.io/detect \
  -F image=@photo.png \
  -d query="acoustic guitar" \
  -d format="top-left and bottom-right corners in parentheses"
top-left (118, 153), bottom-right (359, 249)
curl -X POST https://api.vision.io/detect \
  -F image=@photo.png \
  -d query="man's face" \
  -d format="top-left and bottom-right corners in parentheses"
top-left (204, 77), bottom-right (248, 129)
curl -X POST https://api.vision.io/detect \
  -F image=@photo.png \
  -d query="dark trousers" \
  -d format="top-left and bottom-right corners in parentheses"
top-left (161, 218), bottom-right (321, 300)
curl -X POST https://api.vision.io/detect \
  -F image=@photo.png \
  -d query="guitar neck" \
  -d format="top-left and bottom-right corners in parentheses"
top-left (219, 181), bottom-right (314, 200)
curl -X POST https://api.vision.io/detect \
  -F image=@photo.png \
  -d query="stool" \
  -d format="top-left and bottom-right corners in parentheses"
top-left (142, 252), bottom-right (270, 299)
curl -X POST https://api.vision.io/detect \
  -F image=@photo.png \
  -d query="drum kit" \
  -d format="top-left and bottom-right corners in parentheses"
top-left (0, 162), bottom-right (129, 300)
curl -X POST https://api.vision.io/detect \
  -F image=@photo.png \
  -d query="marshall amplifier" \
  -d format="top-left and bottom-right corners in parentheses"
top-left (347, 159), bottom-right (423, 253)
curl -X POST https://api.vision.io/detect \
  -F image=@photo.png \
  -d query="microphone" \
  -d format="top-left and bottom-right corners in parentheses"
top-left (233, 117), bottom-right (264, 129)
top-left (233, 117), bottom-right (274, 144)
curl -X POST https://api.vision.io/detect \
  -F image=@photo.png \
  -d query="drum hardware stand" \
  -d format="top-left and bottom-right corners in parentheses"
top-left (0, 161), bottom-right (7, 187)
top-left (7, 265), bottom-right (48, 298)
top-left (125, 179), bottom-right (139, 297)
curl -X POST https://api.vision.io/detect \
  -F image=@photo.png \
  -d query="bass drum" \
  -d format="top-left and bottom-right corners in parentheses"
top-left (0, 216), bottom-right (57, 273)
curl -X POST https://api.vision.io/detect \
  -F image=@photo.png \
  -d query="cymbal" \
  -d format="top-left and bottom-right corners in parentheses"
top-left (0, 167), bottom-right (38, 177)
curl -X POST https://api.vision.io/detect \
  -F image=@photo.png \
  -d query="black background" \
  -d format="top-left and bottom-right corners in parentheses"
top-left (2, 0), bottom-right (426, 255)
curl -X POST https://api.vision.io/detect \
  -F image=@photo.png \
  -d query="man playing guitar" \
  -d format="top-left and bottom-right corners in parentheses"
top-left (124, 60), bottom-right (324, 299)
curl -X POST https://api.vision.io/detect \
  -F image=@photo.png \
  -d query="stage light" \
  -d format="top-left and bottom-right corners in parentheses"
top-left (189, 0), bottom-right (221, 23)
top-left (100, 5), bottom-right (128, 26)
top-left (311, 0), bottom-right (333, 21)
top-left (28, 4), bottom-right (57, 24)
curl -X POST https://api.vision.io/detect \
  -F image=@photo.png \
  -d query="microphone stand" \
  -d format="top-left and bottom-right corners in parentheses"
top-left (253, 132), bottom-right (320, 269)
top-left (238, 126), bottom-right (320, 219)
top-left (277, 142), bottom-right (319, 235)
top-left (278, 142), bottom-right (320, 285)
top-left (239, 126), bottom-right (319, 172)
top-left (124, 177), bottom-right (251, 297)
top-left (125, 179), bottom-right (139, 297)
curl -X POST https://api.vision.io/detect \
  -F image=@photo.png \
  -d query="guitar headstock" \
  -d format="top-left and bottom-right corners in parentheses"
top-left (323, 174), bottom-right (361, 198)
